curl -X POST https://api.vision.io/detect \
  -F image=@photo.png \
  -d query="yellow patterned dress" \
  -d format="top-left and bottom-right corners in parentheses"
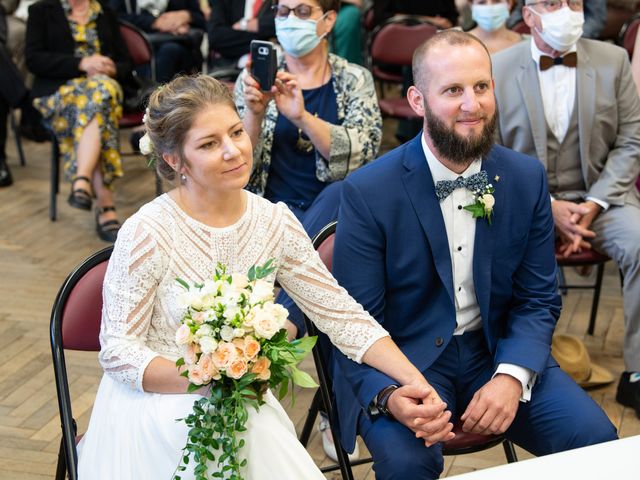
top-left (34, 0), bottom-right (123, 186)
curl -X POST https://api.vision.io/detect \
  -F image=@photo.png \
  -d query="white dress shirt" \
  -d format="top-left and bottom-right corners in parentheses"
top-left (422, 136), bottom-right (535, 401)
top-left (530, 40), bottom-right (609, 210)
top-left (243, 0), bottom-right (258, 19)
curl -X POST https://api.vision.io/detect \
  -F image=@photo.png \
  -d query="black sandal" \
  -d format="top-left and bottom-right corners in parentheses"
top-left (96, 206), bottom-right (121, 243)
top-left (68, 176), bottom-right (93, 210)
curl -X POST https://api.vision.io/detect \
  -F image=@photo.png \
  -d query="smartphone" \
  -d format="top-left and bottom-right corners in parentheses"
top-left (250, 40), bottom-right (277, 92)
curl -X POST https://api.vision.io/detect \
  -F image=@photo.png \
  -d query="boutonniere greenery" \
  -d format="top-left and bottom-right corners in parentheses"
top-left (464, 183), bottom-right (495, 225)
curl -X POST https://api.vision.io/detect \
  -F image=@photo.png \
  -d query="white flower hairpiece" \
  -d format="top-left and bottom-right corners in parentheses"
top-left (139, 108), bottom-right (153, 156)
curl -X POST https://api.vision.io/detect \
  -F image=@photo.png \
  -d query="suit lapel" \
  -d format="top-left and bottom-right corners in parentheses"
top-left (401, 136), bottom-right (455, 306)
top-left (576, 41), bottom-right (595, 185)
top-left (517, 56), bottom-right (548, 167)
top-left (473, 149), bottom-right (503, 324)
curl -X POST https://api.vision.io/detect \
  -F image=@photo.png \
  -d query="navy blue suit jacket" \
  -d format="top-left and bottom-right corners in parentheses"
top-left (332, 135), bottom-right (562, 450)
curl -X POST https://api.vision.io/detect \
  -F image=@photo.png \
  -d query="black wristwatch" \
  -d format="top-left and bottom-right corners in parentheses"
top-left (369, 384), bottom-right (399, 419)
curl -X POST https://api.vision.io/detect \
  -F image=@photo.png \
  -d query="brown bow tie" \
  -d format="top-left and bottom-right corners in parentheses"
top-left (539, 52), bottom-right (577, 71)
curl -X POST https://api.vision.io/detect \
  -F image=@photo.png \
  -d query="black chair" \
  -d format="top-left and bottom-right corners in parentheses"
top-left (555, 246), bottom-right (611, 336)
top-left (367, 16), bottom-right (437, 121)
top-left (299, 222), bottom-right (517, 479)
top-left (50, 246), bottom-right (113, 480)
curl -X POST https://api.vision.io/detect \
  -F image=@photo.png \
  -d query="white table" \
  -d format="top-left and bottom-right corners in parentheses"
top-left (448, 435), bottom-right (640, 479)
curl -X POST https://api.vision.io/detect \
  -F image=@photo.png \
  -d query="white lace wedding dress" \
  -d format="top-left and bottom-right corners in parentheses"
top-left (77, 192), bottom-right (388, 480)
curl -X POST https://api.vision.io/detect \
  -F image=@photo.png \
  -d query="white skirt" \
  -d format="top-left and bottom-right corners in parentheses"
top-left (77, 374), bottom-right (326, 480)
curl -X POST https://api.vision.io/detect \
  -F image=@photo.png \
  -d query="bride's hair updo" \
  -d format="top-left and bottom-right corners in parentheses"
top-left (144, 74), bottom-right (237, 181)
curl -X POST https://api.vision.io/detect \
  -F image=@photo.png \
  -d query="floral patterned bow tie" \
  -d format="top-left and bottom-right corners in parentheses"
top-left (435, 170), bottom-right (488, 202)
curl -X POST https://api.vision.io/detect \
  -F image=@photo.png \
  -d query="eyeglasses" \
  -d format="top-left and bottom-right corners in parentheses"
top-left (527, 0), bottom-right (583, 12)
top-left (272, 4), bottom-right (323, 20)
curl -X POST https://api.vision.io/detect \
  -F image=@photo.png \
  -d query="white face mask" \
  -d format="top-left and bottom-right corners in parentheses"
top-left (529, 6), bottom-right (584, 52)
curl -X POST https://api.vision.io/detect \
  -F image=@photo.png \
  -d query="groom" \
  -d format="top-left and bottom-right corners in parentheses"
top-left (331, 31), bottom-right (617, 479)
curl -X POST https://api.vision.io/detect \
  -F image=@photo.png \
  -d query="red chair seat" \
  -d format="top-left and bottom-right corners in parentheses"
top-left (120, 111), bottom-right (144, 129)
top-left (555, 248), bottom-right (610, 266)
top-left (378, 97), bottom-right (421, 120)
top-left (372, 66), bottom-right (404, 84)
top-left (443, 422), bottom-right (504, 453)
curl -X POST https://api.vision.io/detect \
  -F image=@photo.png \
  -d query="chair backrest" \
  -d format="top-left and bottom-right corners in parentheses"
top-left (118, 20), bottom-right (155, 80)
top-left (305, 221), bottom-right (338, 358)
top-left (50, 246), bottom-right (113, 480)
top-left (619, 13), bottom-right (640, 58)
top-left (369, 17), bottom-right (438, 67)
top-left (510, 20), bottom-right (531, 35)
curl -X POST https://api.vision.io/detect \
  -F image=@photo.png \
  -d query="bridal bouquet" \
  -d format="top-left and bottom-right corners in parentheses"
top-left (172, 260), bottom-right (317, 480)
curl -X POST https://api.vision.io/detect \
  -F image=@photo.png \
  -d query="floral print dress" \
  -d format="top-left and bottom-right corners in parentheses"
top-left (34, 0), bottom-right (123, 186)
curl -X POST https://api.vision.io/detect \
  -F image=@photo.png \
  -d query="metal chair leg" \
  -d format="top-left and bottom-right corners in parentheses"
top-left (558, 266), bottom-right (568, 295)
top-left (503, 439), bottom-right (518, 463)
top-left (50, 134), bottom-right (60, 221)
top-left (10, 110), bottom-right (26, 167)
top-left (588, 263), bottom-right (605, 335)
top-left (299, 390), bottom-right (320, 447)
top-left (55, 436), bottom-right (67, 480)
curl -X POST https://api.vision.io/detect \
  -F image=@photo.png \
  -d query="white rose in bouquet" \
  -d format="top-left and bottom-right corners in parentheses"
top-left (249, 279), bottom-right (274, 304)
top-left (199, 336), bottom-right (218, 354)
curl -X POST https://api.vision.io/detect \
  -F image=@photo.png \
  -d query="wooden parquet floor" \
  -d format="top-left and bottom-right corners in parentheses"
top-left (0, 124), bottom-right (638, 479)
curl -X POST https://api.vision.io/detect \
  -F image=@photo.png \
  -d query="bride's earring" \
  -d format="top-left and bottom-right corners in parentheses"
top-left (180, 173), bottom-right (187, 184)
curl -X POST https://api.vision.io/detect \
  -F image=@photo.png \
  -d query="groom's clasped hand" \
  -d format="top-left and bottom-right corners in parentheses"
top-left (387, 383), bottom-right (456, 447)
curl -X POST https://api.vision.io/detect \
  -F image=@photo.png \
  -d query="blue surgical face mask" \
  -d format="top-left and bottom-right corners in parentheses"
top-left (275, 12), bottom-right (328, 58)
top-left (472, 3), bottom-right (510, 32)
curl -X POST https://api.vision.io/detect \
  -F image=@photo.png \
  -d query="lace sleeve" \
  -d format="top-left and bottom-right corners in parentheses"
top-left (275, 207), bottom-right (389, 363)
top-left (98, 216), bottom-right (163, 391)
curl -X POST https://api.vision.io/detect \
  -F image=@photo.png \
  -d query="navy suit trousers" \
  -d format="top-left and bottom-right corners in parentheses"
top-left (359, 330), bottom-right (617, 480)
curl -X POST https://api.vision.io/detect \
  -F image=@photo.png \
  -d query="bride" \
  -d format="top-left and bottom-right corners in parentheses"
top-left (77, 74), bottom-right (452, 479)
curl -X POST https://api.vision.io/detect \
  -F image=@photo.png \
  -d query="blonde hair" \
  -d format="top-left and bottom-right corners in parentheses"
top-left (145, 74), bottom-right (237, 181)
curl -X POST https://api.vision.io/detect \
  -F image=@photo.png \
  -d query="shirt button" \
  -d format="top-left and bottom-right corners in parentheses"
top-left (458, 286), bottom-right (462, 292)
top-left (458, 205), bottom-right (462, 210)
top-left (457, 246), bottom-right (462, 251)
top-left (435, 337), bottom-right (444, 347)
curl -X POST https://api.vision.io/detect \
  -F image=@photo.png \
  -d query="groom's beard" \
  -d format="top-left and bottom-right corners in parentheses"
top-left (424, 101), bottom-right (497, 165)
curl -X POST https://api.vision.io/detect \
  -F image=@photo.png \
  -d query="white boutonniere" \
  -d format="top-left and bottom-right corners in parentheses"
top-left (464, 183), bottom-right (495, 225)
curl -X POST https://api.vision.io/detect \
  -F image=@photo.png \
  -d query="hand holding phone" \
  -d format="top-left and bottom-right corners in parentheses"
top-left (250, 40), bottom-right (277, 92)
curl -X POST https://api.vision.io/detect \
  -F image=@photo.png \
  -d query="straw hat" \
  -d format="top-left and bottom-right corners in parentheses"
top-left (551, 334), bottom-right (614, 388)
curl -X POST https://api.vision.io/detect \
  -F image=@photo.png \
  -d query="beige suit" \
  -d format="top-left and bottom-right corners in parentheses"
top-left (493, 38), bottom-right (640, 371)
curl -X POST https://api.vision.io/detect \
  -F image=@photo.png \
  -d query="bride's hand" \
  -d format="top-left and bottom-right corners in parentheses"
top-left (285, 319), bottom-right (298, 341)
top-left (410, 381), bottom-right (456, 446)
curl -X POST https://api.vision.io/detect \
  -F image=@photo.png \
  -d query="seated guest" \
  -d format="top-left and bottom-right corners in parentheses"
top-left (26, 0), bottom-right (132, 242)
top-left (468, 0), bottom-right (524, 53)
top-left (507, 0), bottom-right (605, 39)
top-left (110, 0), bottom-right (205, 83)
top-left (373, 0), bottom-right (458, 29)
top-left (332, 0), bottom-right (364, 65)
top-left (236, 0), bottom-right (381, 231)
top-left (331, 30), bottom-right (618, 480)
top-left (2, 0), bottom-right (47, 142)
top-left (493, 0), bottom-right (640, 417)
top-left (207, 0), bottom-right (275, 70)
top-left (0, 5), bottom-right (38, 186)
top-left (0, 3), bottom-right (18, 187)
